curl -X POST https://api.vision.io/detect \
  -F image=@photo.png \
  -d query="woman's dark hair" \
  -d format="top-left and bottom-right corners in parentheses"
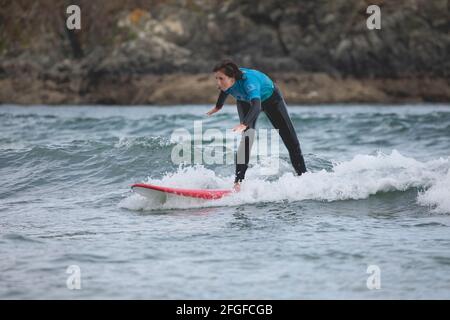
top-left (212, 60), bottom-right (244, 80)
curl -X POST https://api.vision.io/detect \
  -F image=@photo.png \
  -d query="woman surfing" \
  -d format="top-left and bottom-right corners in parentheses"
top-left (207, 60), bottom-right (307, 191)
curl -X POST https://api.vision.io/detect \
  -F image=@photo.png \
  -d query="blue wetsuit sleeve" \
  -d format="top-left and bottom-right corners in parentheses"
top-left (242, 98), bottom-right (261, 127)
top-left (215, 91), bottom-right (228, 109)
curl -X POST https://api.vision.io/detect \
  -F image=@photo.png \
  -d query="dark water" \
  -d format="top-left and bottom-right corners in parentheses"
top-left (1, 104), bottom-right (450, 299)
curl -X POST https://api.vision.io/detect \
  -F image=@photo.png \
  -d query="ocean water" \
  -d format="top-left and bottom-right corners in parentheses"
top-left (1, 104), bottom-right (449, 299)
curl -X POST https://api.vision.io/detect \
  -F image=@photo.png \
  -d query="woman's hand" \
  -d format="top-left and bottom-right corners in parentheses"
top-left (206, 106), bottom-right (220, 116)
top-left (232, 123), bottom-right (248, 134)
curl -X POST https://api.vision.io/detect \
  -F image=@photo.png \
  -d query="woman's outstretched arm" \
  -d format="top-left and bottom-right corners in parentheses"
top-left (215, 90), bottom-right (229, 109)
top-left (207, 91), bottom-right (229, 116)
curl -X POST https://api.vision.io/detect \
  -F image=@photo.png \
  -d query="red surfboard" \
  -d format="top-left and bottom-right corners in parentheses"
top-left (131, 183), bottom-right (232, 200)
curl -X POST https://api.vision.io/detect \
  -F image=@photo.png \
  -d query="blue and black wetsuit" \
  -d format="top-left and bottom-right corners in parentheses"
top-left (215, 68), bottom-right (307, 183)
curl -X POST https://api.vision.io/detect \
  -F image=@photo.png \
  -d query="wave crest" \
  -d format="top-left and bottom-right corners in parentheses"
top-left (119, 150), bottom-right (450, 212)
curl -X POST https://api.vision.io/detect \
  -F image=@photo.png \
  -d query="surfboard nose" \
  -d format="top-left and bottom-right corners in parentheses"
top-left (131, 183), bottom-right (232, 200)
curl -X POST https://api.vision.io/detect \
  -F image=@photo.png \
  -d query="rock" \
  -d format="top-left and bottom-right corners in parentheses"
top-left (0, 0), bottom-right (448, 104)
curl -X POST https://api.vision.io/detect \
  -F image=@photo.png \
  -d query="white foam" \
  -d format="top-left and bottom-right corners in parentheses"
top-left (119, 150), bottom-right (450, 212)
top-left (114, 136), bottom-right (172, 149)
top-left (418, 169), bottom-right (450, 214)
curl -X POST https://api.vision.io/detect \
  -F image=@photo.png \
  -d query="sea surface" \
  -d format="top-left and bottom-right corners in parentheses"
top-left (1, 104), bottom-right (449, 299)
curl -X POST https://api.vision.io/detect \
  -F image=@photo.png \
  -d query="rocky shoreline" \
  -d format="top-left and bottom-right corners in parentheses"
top-left (1, 0), bottom-right (448, 105)
top-left (0, 68), bottom-right (448, 105)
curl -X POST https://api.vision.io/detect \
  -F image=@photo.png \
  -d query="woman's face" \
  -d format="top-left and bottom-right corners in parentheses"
top-left (214, 70), bottom-right (235, 91)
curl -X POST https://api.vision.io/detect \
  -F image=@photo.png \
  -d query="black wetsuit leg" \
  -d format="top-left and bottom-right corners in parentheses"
top-left (263, 87), bottom-right (307, 175)
top-left (235, 100), bottom-right (257, 183)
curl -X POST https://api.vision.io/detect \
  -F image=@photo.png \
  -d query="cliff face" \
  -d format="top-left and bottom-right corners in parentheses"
top-left (0, 0), bottom-right (449, 105)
